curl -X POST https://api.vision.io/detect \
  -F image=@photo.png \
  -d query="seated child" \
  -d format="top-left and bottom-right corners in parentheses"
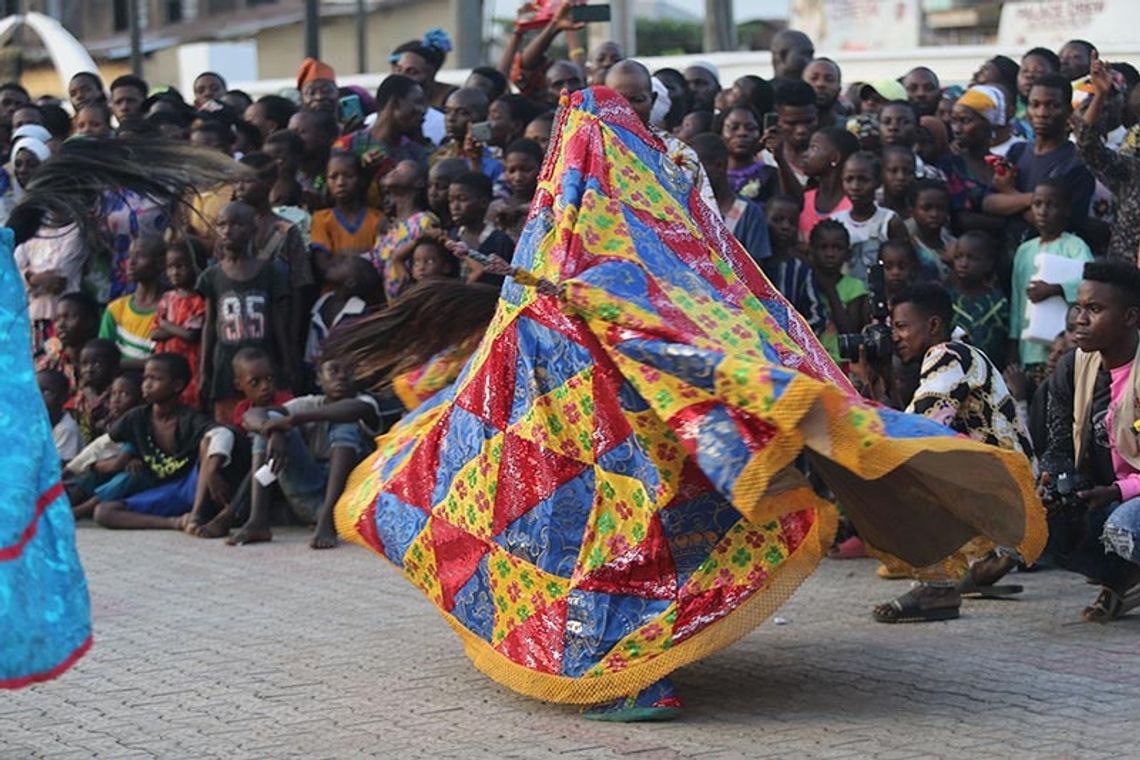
top-left (98, 234), bottom-right (165, 371)
top-left (762, 194), bottom-right (826, 335)
top-left (70, 338), bottom-right (120, 445)
top-left (951, 230), bottom-right (1009, 369)
top-left (229, 356), bottom-right (381, 550)
top-left (66, 373), bottom-right (145, 517)
top-left (231, 347), bottom-right (295, 430)
top-left (880, 239), bottom-right (920, 303)
top-left (36, 291), bottom-right (99, 393)
top-left (39, 369), bottom-right (80, 465)
top-left (152, 240), bottom-right (206, 407)
top-left (1008, 178), bottom-right (1093, 376)
top-left (809, 219), bottom-right (869, 362)
top-left (904, 179), bottom-right (955, 282)
top-left (830, 151), bottom-right (907, 284)
top-left (306, 255), bottom-right (383, 367)
top-left (92, 354), bottom-right (245, 535)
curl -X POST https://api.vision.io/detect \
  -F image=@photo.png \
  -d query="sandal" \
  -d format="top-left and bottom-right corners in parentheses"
top-left (958, 554), bottom-right (1023, 599)
top-left (876, 562), bottom-right (910, 580)
top-left (873, 587), bottom-right (960, 624)
top-left (1081, 585), bottom-right (1140, 624)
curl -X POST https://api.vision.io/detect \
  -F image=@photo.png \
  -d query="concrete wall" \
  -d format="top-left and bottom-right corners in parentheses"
top-left (254, 1), bottom-right (453, 82)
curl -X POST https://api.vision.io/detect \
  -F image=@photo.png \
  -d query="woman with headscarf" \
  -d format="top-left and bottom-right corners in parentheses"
top-left (390, 29), bottom-right (455, 145)
top-left (9, 134), bottom-right (88, 353)
top-left (938, 84), bottom-right (1007, 235)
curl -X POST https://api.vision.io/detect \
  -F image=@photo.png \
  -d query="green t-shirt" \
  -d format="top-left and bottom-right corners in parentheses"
top-left (820, 275), bottom-right (870, 361)
top-left (1009, 232), bottom-right (1092, 367)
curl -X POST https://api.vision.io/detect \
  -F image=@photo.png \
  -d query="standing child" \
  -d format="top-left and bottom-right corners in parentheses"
top-left (229, 356), bottom-right (381, 549)
top-left (809, 219), bottom-right (869, 361)
top-left (37, 291), bottom-right (99, 393)
top-left (92, 354), bottom-right (241, 534)
top-left (448, 171), bottom-right (515, 281)
top-left (234, 152), bottom-right (315, 347)
top-left (831, 151), bottom-right (908, 284)
top-left (38, 369), bottom-right (80, 465)
top-left (70, 338), bottom-right (120, 446)
top-left (152, 240), bottom-right (206, 407)
top-left (392, 233), bottom-right (462, 290)
top-left (763, 194), bottom-right (826, 335)
top-left (1008, 178), bottom-right (1093, 375)
top-left (198, 202), bottom-right (292, 424)
top-left (950, 230), bottom-right (1009, 368)
top-left (905, 179), bottom-right (956, 283)
top-left (309, 151), bottom-right (383, 269)
top-left (98, 234), bottom-right (165, 371)
top-left (488, 138), bottom-right (543, 242)
top-left (15, 220), bottom-right (87, 355)
top-left (880, 239), bottom-right (920, 303)
top-left (798, 127), bottom-right (860, 242)
top-left (879, 146), bottom-right (917, 219)
top-left (372, 159), bottom-right (440, 301)
top-left (427, 157), bottom-right (467, 230)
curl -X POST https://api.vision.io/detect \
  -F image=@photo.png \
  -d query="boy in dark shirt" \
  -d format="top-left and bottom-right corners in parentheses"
top-left (199, 201), bottom-right (293, 423)
top-left (448, 171), bottom-right (515, 284)
top-left (93, 353), bottom-right (240, 532)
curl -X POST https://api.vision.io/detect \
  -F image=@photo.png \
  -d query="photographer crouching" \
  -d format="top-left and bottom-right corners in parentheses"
top-left (851, 282), bottom-right (1035, 623)
top-left (1040, 261), bottom-right (1140, 623)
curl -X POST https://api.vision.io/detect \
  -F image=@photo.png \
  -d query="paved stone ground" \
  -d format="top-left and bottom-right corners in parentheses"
top-left (6, 525), bottom-right (1140, 759)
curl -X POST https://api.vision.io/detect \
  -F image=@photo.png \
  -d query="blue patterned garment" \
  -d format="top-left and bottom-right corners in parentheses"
top-left (0, 227), bottom-right (92, 688)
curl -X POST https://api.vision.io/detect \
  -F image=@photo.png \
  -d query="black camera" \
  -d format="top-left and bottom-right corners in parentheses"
top-left (837, 262), bottom-right (892, 362)
top-left (1042, 471), bottom-right (1091, 516)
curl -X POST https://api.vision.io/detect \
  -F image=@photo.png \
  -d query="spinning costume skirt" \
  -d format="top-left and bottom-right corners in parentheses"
top-left (336, 88), bottom-right (1045, 704)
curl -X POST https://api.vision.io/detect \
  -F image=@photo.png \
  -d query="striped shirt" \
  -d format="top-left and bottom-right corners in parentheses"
top-left (98, 295), bottom-right (157, 361)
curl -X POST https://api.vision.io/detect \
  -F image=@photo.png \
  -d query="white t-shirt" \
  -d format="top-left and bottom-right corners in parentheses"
top-left (53, 411), bottom-right (81, 462)
top-left (831, 204), bottom-right (898, 284)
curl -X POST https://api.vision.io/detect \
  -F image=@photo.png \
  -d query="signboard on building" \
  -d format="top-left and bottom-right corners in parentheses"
top-left (790, 0), bottom-right (921, 51)
top-left (998, 0), bottom-right (1140, 49)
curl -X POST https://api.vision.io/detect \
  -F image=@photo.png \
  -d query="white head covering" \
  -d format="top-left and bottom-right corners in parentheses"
top-left (12, 136), bottom-right (50, 164)
top-left (649, 76), bottom-right (671, 129)
top-left (956, 84), bottom-right (1007, 127)
top-left (687, 60), bottom-right (720, 82)
top-left (11, 124), bottom-right (52, 144)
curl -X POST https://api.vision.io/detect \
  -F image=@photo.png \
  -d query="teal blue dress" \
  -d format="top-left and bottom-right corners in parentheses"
top-left (0, 227), bottom-right (92, 688)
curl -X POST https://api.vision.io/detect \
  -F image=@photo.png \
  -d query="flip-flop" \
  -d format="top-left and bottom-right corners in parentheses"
top-left (1082, 584), bottom-right (1140, 623)
top-left (958, 574), bottom-right (1024, 599)
top-left (873, 590), bottom-right (961, 624)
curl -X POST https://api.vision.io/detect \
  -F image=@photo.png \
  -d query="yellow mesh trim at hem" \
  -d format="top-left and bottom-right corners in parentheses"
top-left (438, 498), bottom-right (836, 705)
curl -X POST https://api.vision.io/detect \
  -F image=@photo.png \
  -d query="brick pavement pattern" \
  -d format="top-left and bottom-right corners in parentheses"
top-left (5, 525), bottom-right (1140, 759)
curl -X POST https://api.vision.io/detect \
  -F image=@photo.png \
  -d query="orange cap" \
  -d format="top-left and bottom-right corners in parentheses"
top-left (297, 57), bottom-right (336, 89)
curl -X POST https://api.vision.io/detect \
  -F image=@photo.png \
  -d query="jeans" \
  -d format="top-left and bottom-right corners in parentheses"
top-left (1046, 498), bottom-right (1140, 589)
top-left (252, 412), bottom-right (369, 522)
top-left (1102, 497), bottom-right (1140, 565)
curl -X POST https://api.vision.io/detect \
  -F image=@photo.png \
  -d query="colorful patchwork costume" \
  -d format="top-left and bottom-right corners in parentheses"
top-left (335, 89), bottom-right (1046, 713)
top-left (1, 226), bottom-right (92, 688)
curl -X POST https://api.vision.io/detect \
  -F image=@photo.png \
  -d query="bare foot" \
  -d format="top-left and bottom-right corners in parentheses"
top-left (174, 513), bottom-right (196, 532)
top-left (193, 509), bottom-right (234, 539)
top-left (226, 522), bottom-right (272, 546)
top-left (310, 524), bottom-right (338, 550)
